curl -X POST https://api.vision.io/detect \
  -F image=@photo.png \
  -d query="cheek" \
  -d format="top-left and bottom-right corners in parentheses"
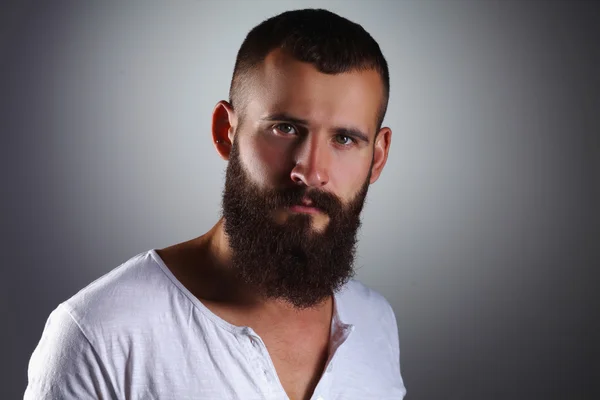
top-left (330, 153), bottom-right (371, 201)
top-left (238, 132), bottom-right (292, 186)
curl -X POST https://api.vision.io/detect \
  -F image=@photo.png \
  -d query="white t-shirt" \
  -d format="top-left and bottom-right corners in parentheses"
top-left (24, 250), bottom-right (406, 399)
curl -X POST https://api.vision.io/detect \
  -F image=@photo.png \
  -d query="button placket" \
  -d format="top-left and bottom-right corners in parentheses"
top-left (312, 323), bottom-right (354, 400)
top-left (245, 331), bottom-right (277, 387)
top-left (255, 338), bottom-right (275, 382)
top-left (241, 328), bottom-right (291, 399)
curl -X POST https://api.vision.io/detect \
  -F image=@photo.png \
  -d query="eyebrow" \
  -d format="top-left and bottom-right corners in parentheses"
top-left (261, 112), bottom-right (371, 144)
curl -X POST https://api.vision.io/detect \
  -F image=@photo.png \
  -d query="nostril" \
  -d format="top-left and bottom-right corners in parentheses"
top-left (291, 173), bottom-right (305, 185)
top-left (290, 168), bottom-right (307, 185)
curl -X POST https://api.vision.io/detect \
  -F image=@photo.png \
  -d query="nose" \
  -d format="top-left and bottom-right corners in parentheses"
top-left (290, 135), bottom-right (330, 188)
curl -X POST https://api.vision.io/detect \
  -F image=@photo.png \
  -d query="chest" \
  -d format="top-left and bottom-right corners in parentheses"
top-left (261, 334), bottom-right (330, 400)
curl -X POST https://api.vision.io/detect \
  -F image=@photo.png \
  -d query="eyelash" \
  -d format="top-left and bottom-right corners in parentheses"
top-left (272, 123), bottom-right (357, 147)
top-left (335, 135), bottom-right (356, 146)
top-left (274, 123), bottom-right (297, 135)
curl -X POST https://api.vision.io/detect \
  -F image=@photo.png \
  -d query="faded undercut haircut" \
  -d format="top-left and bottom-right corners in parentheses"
top-left (228, 8), bottom-right (390, 131)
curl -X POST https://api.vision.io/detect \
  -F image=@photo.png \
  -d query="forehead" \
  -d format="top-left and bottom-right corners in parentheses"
top-left (244, 49), bottom-right (383, 134)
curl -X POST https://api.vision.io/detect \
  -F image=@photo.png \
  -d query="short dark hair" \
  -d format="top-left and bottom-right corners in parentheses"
top-left (229, 8), bottom-right (390, 130)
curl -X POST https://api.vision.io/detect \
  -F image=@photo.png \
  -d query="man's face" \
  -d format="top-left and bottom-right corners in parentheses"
top-left (220, 49), bottom-right (389, 308)
top-left (233, 49), bottom-right (385, 230)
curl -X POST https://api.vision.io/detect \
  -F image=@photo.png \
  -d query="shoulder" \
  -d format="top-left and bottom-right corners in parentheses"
top-left (62, 250), bottom-right (189, 339)
top-left (335, 279), bottom-right (400, 344)
top-left (25, 250), bottom-right (205, 398)
top-left (336, 279), bottom-right (396, 321)
top-left (333, 280), bottom-right (405, 395)
top-left (24, 303), bottom-right (117, 399)
top-left (25, 250), bottom-right (188, 398)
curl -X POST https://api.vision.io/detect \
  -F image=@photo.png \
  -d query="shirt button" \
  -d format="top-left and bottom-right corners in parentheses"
top-left (316, 396), bottom-right (325, 400)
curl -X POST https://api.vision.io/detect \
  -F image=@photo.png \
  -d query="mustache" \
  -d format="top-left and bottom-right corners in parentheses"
top-left (264, 186), bottom-right (343, 215)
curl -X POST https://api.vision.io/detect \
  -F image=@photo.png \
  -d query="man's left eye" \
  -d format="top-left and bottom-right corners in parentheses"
top-left (335, 135), bottom-right (354, 145)
top-left (275, 123), bottom-right (297, 135)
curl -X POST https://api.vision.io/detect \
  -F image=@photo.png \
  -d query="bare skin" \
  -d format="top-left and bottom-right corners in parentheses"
top-left (157, 48), bottom-right (392, 400)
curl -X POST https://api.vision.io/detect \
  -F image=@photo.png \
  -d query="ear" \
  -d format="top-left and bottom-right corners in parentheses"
top-left (369, 127), bottom-right (392, 184)
top-left (211, 100), bottom-right (237, 160)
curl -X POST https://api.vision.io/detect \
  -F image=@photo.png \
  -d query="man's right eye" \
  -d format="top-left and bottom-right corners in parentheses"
top-left (274, 123), bottom-right (297, 135)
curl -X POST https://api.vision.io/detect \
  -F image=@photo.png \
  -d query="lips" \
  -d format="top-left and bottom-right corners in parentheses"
top-left (287, 196), bottom-right (322, 213)
top-left (288, 204), bottom-right (321, 214)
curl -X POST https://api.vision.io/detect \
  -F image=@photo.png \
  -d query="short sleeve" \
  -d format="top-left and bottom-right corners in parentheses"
top-left (385, 301), bottom-right (400, 360)
top-left (24, 303), bottom-right (116, 400)
top-left (384, 300), bottom-right (407, 398)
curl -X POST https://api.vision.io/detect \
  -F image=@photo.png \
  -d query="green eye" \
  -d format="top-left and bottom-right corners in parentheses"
top-left (335, 135), bottom-right (354, 145)
top-left (275, 123), bottom-right (297, 135)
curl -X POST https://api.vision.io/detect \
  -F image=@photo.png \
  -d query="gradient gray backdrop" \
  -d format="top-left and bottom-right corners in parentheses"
top-left (1, 1), bottom-right (598, 399)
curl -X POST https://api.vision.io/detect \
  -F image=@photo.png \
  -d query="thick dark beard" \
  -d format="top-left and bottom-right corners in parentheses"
top-left (221, 139), bottom-right (371, 309)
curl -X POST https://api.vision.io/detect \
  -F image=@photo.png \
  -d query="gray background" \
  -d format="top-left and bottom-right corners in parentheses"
top-left (1, 1), bottom-right (598, 399)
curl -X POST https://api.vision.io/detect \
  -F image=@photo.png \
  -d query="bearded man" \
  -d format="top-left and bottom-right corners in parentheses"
top-left (25, 8), bottom-right (406, 400)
